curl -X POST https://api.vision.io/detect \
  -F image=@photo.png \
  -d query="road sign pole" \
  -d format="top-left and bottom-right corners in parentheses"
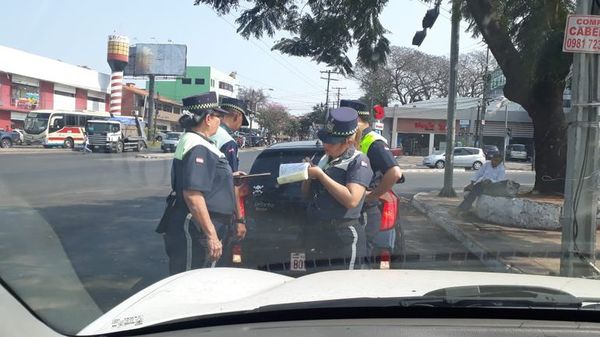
top-left (560, 2), bottom-right (600, 277)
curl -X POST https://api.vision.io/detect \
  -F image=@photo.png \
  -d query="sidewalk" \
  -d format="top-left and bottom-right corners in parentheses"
top-left (411, 191), bottom-right (600, 276)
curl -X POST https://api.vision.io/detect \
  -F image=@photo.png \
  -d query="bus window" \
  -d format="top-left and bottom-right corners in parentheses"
top-left (66, 115), bottom-right (78, 126)
top-left (49, 115), bottom-right (64, 132)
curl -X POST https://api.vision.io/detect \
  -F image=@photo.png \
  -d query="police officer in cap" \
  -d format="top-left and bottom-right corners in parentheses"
top-left (301, 107), bottom-right (373, 270)
top-left (162, 91), bottom-right (238, 275)
top-left (211, 97), bottom-right (250, 243)
top-left (212, 97), bottom-right (249, 172)
top-left (339, 99), bottom-right (403, 261)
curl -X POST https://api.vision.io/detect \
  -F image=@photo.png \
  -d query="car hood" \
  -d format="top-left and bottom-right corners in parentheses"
top-left (78, 268), bottom-right (600, 335)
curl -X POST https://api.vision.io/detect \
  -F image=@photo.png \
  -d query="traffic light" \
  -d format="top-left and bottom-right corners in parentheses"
top-left (412, 30), bottom-right (427, 46)
top-left (412, 1), bottom-right (441, 47)
top-left (422, 6), bottom-right (440, 29)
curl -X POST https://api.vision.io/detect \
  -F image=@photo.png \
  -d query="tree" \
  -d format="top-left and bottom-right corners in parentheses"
top-left (459, 0), bottom-right (574, 194)
top-left (196, 0), bottom-right (571, 193)
top-left (354, 63), bottom-right (394, 107)
top-left (237, 87), bottom-right (269, 112)
top-left (299, 103), bottom-right (327, 139)
top-left (255, 102), bottom-right (290, 137)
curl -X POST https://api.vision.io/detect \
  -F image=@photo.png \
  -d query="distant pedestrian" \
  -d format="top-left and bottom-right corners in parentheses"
top-left (456, 153), bottom-right (506, 213)
top-left (82, 134), bottom-right (92, 153)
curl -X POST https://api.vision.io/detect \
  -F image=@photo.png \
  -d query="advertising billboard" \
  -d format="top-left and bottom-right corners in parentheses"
top-left (124, 44), bottom-right (187, 76)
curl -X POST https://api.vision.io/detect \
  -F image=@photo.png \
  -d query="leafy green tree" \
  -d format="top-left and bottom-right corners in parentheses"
top-left (195, 0), bottom-right (573, 193)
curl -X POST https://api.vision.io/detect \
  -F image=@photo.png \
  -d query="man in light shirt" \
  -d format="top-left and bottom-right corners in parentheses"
top-left (456, 153), bottom-right (506, 212)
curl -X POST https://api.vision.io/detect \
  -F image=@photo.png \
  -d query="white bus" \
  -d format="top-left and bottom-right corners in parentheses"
top-left (23, 110), bottom-right (111, 148)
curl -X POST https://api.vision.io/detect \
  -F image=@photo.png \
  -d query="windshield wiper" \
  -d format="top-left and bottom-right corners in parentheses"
top-left (397, 285), bottom-right (583, 309)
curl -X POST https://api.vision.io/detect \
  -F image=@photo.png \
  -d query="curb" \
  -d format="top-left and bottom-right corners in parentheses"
top-left (411, 192), bottom-right (520, 273)
top-left (400, 168), bottom-right (532, 173)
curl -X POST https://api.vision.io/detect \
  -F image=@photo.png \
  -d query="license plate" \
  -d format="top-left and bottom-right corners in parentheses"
top-left (290, 252), bottom-right (306, 272)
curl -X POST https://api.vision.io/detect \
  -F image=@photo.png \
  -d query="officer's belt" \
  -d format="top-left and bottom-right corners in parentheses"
top-left (209, 212), bottom-right (233, 223)
top-left (317, 218), bottom-right (359, 228)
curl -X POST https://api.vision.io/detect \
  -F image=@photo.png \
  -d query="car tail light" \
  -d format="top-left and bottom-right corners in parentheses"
top-left (379, 249), bottom-right (391, 269)
top-left (379, 191), bottom-right (398, 231)
top-left (232, 244), bottom-right (242, 264)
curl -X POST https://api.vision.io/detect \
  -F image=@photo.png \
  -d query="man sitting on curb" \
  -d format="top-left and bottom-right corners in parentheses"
top-left (455, 153), bottom-right (506, 214)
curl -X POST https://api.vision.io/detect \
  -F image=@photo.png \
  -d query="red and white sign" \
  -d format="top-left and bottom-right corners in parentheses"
top-left (563, 15), bottom-right (600, 53)
top-left (374, 121), bottom-right (385, 131)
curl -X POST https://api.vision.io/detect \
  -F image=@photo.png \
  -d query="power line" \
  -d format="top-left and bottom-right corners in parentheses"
top-left (213, 10), bottom-right (323, 91)
top-left (332, 87), bottom-right (347, 108)
top-left (320, 70), bottom-right (340, 110)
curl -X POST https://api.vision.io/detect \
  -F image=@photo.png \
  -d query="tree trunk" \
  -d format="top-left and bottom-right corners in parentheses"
top-left (524, 81), bottom-right (568, 194)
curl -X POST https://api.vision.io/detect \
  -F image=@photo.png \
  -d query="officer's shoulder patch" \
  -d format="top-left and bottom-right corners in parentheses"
top-left (195, 157), bottom-right (204, 164)
top-left (361, 160), bottom-right (369, 167)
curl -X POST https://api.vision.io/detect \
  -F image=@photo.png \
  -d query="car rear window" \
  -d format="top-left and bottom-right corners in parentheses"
top-left (512, 144), bottom-right (526, 151)
top-left (249, 148), bottom-right (324, 201)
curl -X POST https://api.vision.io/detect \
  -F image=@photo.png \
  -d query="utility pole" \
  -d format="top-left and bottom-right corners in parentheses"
top-left (147, 75), bottom-right (155, 139)
top-left (478, 47), bottom-right (491, 148)
top-left (560, 0), bottom-right (600, 277)
top-left (332, 87), bottom-right (346, 108)
top-left (439, 0), bottom-right (460, 198)
top-left (320, 70), bottom-right (339, 119)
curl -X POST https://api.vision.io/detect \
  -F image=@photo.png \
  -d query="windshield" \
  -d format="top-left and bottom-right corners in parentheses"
top-left (86, 123), bottom-right (112, 133)
top-left (3, 1), bottom-right (600, 336)
top-left (23, 113), bottom-right (50, 134)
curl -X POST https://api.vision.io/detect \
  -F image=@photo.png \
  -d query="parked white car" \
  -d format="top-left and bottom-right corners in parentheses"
top-left (423, 147), bottom-right (486, 170)
top-left (506, 144), bottom-right (528, 161)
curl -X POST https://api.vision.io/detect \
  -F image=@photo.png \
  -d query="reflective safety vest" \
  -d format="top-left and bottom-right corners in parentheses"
top-left (211, 125), bottom-right (235, 151)
top-left (360, 130), bottom-right (388, 154)
top-left (318, 150), bottom-right (361, 171)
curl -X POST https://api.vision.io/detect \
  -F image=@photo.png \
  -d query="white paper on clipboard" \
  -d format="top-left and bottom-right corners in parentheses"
top-left (277, 162), bottom-right (309, 185)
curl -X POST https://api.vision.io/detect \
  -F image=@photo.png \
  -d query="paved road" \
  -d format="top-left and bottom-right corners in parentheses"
top-left (0, 148), bottom-right (535, 328)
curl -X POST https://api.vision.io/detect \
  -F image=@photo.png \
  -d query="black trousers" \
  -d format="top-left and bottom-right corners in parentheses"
top-left (311, 221), bottom-right (366, 270)
top-left (458, 181), bottom-right (486, 211)
top-left (163, 215), bottom-right (231, 275)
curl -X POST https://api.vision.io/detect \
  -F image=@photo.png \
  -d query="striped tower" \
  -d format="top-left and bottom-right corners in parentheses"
top-left (106, 35), bottom-right (129, 116)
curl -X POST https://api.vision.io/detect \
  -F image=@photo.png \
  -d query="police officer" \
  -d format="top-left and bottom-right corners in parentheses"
top-left (212, 97), bottom-right (250, 243)
top-left (339, 100), bottom-right (403, 260)
top-left (212, 97), bottom-right (249, 172)
top-left (301, 107), bottom-right (373, 270)
top-left (162, 92), bottom-right (237, 275)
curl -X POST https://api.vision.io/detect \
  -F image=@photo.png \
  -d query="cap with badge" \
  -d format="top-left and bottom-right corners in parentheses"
top-left (182, 92), bottom-right (230, 116)
top-left (317, 107), bottom-right (358, 144)
top-left (339, 99), bottom-right (370, 117)
top-left (220, 97), bottom-right (249, 126)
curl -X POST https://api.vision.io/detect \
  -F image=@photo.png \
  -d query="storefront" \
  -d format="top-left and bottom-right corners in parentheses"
top-left (384, 97), bottom-right (535, 156)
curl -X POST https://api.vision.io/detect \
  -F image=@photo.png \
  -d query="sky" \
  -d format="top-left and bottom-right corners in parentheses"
top-left (1, 0), bottom-right (484, 115)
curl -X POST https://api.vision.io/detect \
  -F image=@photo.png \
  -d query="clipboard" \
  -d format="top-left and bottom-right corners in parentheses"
top-left (233, 172), bottom-right (271, 179)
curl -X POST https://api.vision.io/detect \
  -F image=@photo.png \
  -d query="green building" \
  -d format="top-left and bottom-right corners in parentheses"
top-left (148, 66), bottom-right (238, 103)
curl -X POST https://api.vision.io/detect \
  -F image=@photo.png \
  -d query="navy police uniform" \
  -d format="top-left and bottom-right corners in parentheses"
top-left (307, 107), bottom-right (372, 270)
top-left (340, 100), bottom-right (399, 251)
top-left (212, 97), bottom-right (249, 172)
top-left (162, 92), bottom-right (236, 275)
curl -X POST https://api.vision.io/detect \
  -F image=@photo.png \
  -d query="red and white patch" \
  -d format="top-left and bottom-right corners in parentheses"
top-left (228, 148), bottom-right (235, 153)
top-left (195, 157), bottom-right (204, 164)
